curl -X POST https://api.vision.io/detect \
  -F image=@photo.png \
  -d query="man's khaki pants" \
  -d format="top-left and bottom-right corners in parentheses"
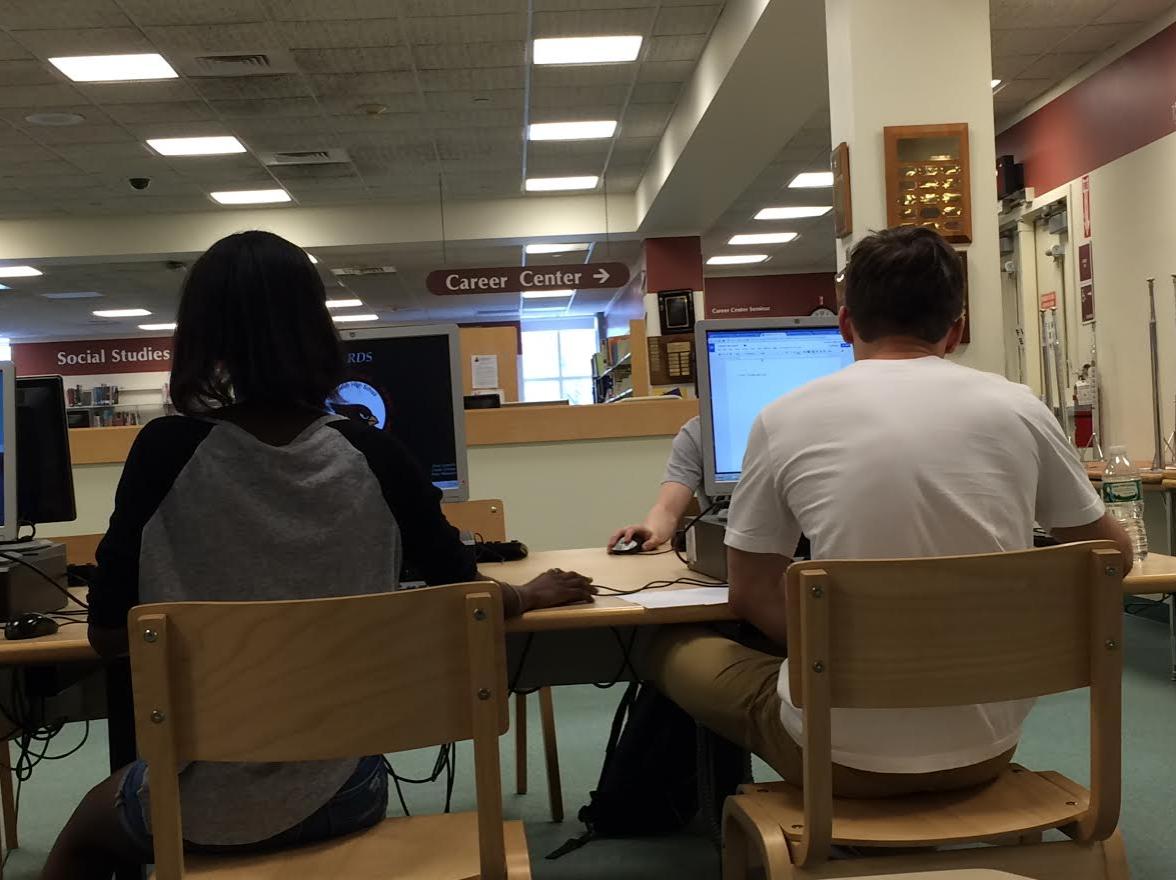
top-left (646, 626), bottom-right (1015, 798)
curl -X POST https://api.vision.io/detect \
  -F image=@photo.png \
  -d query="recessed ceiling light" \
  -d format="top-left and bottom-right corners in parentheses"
top-left (0, 266), bottom-right (41, 278)
top-left (49, 53), bottom-right (177, 83)
top-left (210, 188), bottom-right (292, 205)
top-left (139, 323), bottom-right (176, 331)
top-left (529, 120), bottom-right (617, 141)
top-left (326, 299), bottom-right (364, 309)
top-left (147, 136), bottom-right (245, 157)
top-left (522, 290), bottom-right (574, 299)
top-left (24, 111), bottom-right (86, 127)
top-left (94, 308), bottom-right (151, 318)
top-left (525, 176), bottom-right (599, 192)
top-left (41, 291), bottom-right (102, 299)
top-left (789, 171), bottom-right (834, 188)
top-left (333, 313), bottom-right (380, 323)
top-left (525, 243), bottom-right (590, 255)
top-left (991, 79), bottom-right (1002, 88)
top-left (728, 232), bottom-right (799, 245)
top-left (755, 206), bottom-right (831, 220)
top-left (533, 36), bottom-right (642, 65)
top-left (707, 255), bottom-right (770, 265)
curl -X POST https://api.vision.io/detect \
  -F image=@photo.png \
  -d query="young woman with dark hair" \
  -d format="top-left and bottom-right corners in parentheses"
top-left (42, 230), bottom-right (595, 879)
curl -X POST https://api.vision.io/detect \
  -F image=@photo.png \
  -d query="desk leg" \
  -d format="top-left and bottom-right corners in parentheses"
top-left (1169, 593), bottom-right (1176, 682)
top-left (105, 661), bottom-right (145, 880)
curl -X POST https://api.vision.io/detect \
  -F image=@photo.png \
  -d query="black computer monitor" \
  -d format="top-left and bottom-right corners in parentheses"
top-left (332, 325), bottom-right (470, 502)
top-left (16, 375), bottom-right (77, 526)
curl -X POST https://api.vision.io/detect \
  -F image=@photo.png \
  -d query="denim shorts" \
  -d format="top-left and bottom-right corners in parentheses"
top-left (116, 755), bottom-right (389, 857)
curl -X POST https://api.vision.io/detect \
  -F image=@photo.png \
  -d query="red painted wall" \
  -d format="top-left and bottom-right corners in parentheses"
top-left (996, 21), bottom-right (1176, 194)
top-left (703, 273), bottom-right (836, 319)
top-left (645, 236), bottom-right (704, 292)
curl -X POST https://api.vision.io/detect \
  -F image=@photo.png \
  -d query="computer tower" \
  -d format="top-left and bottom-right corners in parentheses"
top-left (1, 543), bottom-right (69, 619)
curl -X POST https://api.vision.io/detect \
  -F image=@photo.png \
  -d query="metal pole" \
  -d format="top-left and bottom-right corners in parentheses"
top-left (1150, 278), bottom-right (1165, 470)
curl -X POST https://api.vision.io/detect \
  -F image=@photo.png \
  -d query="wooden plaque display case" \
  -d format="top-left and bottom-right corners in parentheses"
top-left (884, 123), bottom-right (971, 243)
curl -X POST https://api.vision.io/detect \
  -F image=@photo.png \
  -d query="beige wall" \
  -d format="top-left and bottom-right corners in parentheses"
top-left (41, 435), bottom-right (676, 554)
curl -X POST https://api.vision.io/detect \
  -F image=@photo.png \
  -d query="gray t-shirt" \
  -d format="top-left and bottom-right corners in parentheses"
top-left (663, 416), bottom-right (711, 509)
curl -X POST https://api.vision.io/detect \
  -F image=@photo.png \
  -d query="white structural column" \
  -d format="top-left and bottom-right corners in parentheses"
top-left (826, 0), bottom-right (1003, 375)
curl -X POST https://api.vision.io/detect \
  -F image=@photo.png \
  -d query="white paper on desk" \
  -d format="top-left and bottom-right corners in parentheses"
top-left (471, 354), bottom-right (499, 389)
top-left (620, 587), bottom-right (729, 608)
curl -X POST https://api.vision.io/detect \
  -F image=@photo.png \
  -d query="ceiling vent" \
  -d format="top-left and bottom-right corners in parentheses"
top-left (174, 50), bottom-right (297, 78)
top-left (259, 148), bottom-right (351, 166)
top-left (332, 266), bottom-right (397, 276)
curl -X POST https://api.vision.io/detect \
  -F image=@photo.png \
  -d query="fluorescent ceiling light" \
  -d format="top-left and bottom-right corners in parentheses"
top-left (210, 188), bottom-right (292, 205)
top-left (529, 120), bottom-right (617, 141)
top-left (147, 136), bottom-right (245, 157)
top-left (728, 232), bottom-right (799, 245)
top-left (991, 79), bottom-right (1002, 88)
top-left (707, 255), bottom-right (769, 266)
top-left (0, 266), bottom-right (42, 278)
top-left (94, 308), bottom-right (151, 318)
top-left (522, 290), bottom-right (574, 299)
top-left (49, 53), bottom-right (177, 83)
top-left (332, 313), bottom-right (379, 323)
top-left (326, 299), bottom-right (364, 309)
top-left (139, 323), bottom-right (176, 331)
top-left (755, 206), bottom-right (831, 220)
top-left (533, 36), bottom-right (642, 65)
top-left (789, 171), bottom-right (834, 188)
top-left (525, 176), bottom-right (599, 192)
top-left (525, 243), bottom-right (590, 255)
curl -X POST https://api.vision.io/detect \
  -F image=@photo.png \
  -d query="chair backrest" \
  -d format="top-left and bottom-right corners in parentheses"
top-left (445, 498), bottom-right (507, 542)
top-left (784, 542), bottom-right (1124, 865)
top-left (128, 583), bottom-right (510, 880)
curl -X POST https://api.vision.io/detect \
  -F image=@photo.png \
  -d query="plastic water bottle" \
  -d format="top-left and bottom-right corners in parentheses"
top-left (1102, 446), bottom-right (1148, 559)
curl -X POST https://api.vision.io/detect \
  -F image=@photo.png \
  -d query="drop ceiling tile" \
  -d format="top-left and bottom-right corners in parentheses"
top-left (0, 0), bottom-right (131, 29)
top-left (191, 74), bottom-right (312, 101)
top-left (9, 27), bottom-right (155, 55)
top-left (612, 136), bottom-right (659, 164)
top-left (531, 63), bottom-right (634, 88)
top-left (274, 20), bottom-right (401, 49)
top-left (260, 0), bottom-right (401, 20)
top-left (330, 109), bottom-right (428, 130)
top-left (638, 59), bottom-right (696, 82)
top-left (176, 154), bottom-right (274, 178)
top-left (8, 157), bottom-right (82, 176)
top-left (992, 54), bottom-right (1038, 80)
top-left (0, 59), bottom-right (60, 86)
top-left (425, 89), bottom-right (523, 111)
top-left (0, 82), bottom-right (84, 107)
top-left (0, 142), bottom-right (56, 162)
top-left (0, 102), bottom-right (108, 125)
top-left (653, 4), bottom-right (722, 35)
top-left (530, 104), bottom-right (620, 125)
top-left (412, 41), bottom-right (525, 69)
top-left (645, 34), bottom-right (708, 62)
top-left (245, 132), bottom-right (343, 152)
top-left (104, 101), bottom-right (217, 124)
top-left (1019, 51), bottom-right (1097, 79)
top-left (631, 81), bottom-right (681, 103)
top-left (417, 67), bottom-right (525, 91)
top-left (75, 79), bottom-right (200, 104)
top-left (528, 139), bottom-right (609, 162)
top-left (143, 195), bottom-right (223, 212)
top-left (532, 8), bottom-right (655, 38)
top-left (620, 102), bottom-right (673, 137)
top-left (209, 96), bottom-right (322, 118)
top-left (350, 142), bottom-right (442, 172)
top-left (211, 115), bottom-right (334, 136)
top-left (991, 26), bottom-right (1077, 55)
top-left (403, 14), bottom-right (527, 44)
top-left (401, 0), bottom-right (521, 12)
top-left (991, 0), bottom-right (1111, 28)
top-left (288, 187), bottom-right (373, 204)
top-left (1095, 0), bottom-right (1175, 22)
top-left (309, 72), bottom-right (417, 96)
top-left (320, 93), bottom-right (420, 116)
top-left (118, 0), bottom-right (268, 27)
top-left (0, 32), bottom-right (29, 60)
top-left (530, 85), bottom-right (629, 108)
top-left (25, 123), bottom-right (139, 144)
top-left (141, 23), bottom-right (278, 53)
top-left (1056, 21), bottom-right (1142, 51)
top-left (291, 47), bottom-right (412, 74)
top-left (425, 108), bottom-right (526, 129)
top-left (991, 77), bottom-right (1055, 103)
top-left (123, 120), bottom-right (234, 140)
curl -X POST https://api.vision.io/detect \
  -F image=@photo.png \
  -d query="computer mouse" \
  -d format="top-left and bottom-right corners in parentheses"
top-left (612, 539), bottom-right (642, 555)
top-left (4, 612), bottom-right (59, 641)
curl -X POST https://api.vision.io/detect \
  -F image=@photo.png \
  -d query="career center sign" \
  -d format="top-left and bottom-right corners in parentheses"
top-left (426, 262), bottom-right (630, 296)
top-left (12, 336), bottom-right (173, 376)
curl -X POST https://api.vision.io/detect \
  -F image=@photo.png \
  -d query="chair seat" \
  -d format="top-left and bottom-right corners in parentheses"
top-left (736, 764), bottom-right (1088, 847)
top-left (152, 814), bottom-right (530, 880)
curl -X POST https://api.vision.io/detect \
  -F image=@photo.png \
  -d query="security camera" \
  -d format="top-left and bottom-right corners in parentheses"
top-left (127, 177), bottom-right (152, 191)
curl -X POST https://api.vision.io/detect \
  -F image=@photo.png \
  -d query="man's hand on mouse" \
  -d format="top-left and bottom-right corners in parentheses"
top-left (607, 524), bottom-right (663, 553)
top-left (518, 569), bottom-right (597, 611)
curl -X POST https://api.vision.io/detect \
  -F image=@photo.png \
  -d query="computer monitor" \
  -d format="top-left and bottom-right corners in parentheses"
top-left (333, 324), bottom-right (470, 502)
top-left (695, 317), bottom-right (854, 499)
top-left (0, 363), bottom-right (16, 542)
top-left (16, 376), bottom-right (77, 527)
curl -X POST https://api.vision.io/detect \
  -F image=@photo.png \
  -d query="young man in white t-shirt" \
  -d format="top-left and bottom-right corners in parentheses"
top-left (647, 226), bottom-right (1132, 797)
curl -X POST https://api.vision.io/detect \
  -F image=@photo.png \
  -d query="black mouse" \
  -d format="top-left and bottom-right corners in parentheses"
top-left (5, 612), bottom-right (59, 641)
top-left (612, 539), bottom-right (643, 555)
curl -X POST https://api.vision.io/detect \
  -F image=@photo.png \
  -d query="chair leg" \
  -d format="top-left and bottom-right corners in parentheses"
top-left (537, 688), bottom-right (564, 822)
top-left (722, 796), bottom-right (792, 880)
top-left (0, 740), bottom-right (16, 852)
top-left (514, 693), bottom-right (527, 796)
top-left (1102, 828), bottom-right (1130, 880)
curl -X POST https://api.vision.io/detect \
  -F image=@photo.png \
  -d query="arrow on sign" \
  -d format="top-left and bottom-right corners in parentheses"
top-left (594, 268), bottom-right (610, 283)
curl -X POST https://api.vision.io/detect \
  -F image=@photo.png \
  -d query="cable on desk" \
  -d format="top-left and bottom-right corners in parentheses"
top-left (0, 550), bottom-right (88, 610)
top-left (593, 575), bottom-right (727, 597)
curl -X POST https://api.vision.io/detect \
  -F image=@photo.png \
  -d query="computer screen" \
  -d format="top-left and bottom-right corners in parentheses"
top-left (695, 318), bottom-right (854, 498)
top-left (332, 325), bottom-right (470, 502)
top-left (0, 363), bottom-right (16, 542)
top-left (16, 376), bottom-right (77, 526)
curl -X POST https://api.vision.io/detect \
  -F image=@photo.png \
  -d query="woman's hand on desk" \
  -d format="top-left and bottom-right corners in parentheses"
top-left (518, 569), bottom-right (597, 612)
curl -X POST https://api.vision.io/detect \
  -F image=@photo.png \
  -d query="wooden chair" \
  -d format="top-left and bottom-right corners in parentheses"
top-left (127, 583), bottom-right (530, 879)
top-left (445, 499), bottom-right (564, 823)
top-left (722, 542), bottom-right (1129, 880)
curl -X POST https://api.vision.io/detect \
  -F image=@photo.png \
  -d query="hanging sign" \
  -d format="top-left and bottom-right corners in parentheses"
top-left (13, 336), bottom-right (172, 376)
top-left (426, 262), bottom-right (629, 295)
